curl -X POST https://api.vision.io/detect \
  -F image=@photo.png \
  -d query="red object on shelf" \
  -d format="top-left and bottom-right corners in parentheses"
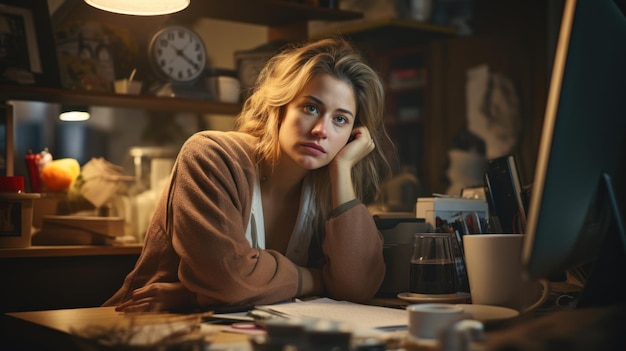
top-left (25, 150), bottom-right (42, 192)
top-left (0, 176), bottom-right (25, 192)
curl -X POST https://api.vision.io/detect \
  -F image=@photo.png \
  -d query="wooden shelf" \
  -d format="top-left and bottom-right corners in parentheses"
top-left (311, 18), bottom-right (457, 48)
top-left (0, 1), bottom-right (364, 115)
top-left (180, 0), bottom-right (363, 26)
top-left (0, 86), bottom-right (242, 115)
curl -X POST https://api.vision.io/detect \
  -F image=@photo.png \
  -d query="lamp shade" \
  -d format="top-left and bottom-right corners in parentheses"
top-left (84, 0), bottom-right (190, 16)
top-left (59, 105), bottom-right (90, 121)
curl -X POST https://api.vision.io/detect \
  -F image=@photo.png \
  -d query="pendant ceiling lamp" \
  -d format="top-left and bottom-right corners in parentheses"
top-left (59, 105), bottom-right (90, 121)
top-left (84, 0), bottom-right (190, 16)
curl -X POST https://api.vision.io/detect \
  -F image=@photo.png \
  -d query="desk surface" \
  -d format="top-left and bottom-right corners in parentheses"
top-left (3, 306), bottom-right (249, 349)
top-left (5, 302), bottom-right (624, 351)
top-left (7, 307), bottom-right (157, 334)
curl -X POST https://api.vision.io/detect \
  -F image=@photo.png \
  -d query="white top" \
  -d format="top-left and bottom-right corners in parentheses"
top-left (245, 174), bottom-right (315, 266)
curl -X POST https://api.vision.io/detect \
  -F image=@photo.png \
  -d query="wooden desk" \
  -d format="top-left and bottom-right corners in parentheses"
top-left (1, 306), bottom-right (249, 351)
top-left (0, 245), bottom-right (142, 313)
top-left (4, 302), bottom-right (625, 351)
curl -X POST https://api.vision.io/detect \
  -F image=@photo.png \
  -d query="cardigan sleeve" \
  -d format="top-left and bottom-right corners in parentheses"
top-left (321, 202), bottom-right (386, 303)
top-left (104, 131), bottom-right (384, 309)
top-left (166, 132), bottom-right (300, 307)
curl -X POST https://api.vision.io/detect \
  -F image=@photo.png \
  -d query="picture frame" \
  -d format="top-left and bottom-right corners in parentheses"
top-left (0, 0), bottom-right (60, 88)
top-left (0, 103), bottom-right (14, 176)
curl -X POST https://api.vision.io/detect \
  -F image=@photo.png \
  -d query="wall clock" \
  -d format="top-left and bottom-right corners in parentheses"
top-left (148, 25), bottom-right (207, 84)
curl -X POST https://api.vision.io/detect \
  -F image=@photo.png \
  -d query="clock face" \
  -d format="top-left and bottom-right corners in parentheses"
top-left (149, 25), bottom-right (207, 83)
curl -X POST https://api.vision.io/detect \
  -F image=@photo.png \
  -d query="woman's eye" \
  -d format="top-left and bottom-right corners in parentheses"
top-left (304, 104), bottom-right (319, 114)
top-left (334, 115), bottom-right (349, 125)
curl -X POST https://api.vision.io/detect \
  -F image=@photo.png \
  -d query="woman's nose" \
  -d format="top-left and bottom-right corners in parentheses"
top-left (311, 117), bottom-right (329, 138)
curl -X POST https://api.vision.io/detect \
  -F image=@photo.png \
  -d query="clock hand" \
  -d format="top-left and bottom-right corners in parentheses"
top-left (170, 40), bottom-right (202, 70)
top-left (175, 48), bottom-right (201, 70)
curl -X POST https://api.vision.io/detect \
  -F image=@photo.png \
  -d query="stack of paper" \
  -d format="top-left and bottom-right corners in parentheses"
top-left (255, 298), bottom-right (408, 331)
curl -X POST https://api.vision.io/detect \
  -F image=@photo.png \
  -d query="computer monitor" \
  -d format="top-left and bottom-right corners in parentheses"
top-left (521, 0), bottom-right (626, 308)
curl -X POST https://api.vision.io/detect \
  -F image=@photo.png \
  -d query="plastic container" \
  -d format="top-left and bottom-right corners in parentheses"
top-left (0, 176), bottom-right (40, 248)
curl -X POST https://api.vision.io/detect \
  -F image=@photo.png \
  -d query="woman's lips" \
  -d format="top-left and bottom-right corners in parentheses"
top-left (300, 142), bottom-right (326, 155)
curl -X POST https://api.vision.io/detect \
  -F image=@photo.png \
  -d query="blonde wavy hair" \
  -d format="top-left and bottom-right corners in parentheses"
top-left (235, 37), bottom-right (395, 228)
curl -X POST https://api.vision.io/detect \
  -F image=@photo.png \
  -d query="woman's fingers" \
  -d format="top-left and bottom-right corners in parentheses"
top-left (128, 284), bottom-right (155, 300)
top-left (115, 297), bottom-right (156, 313)
top-left (115, 283), bottom-right (187, 313)
top-left (122, 301), bottom-right (152, 313)
top-left (338, 126), bottom-right (374, 165)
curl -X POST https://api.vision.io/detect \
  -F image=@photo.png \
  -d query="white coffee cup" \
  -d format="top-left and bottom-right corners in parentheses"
top-left (114, 79), bottom-right (142, 95)
top-left (462, 234), bottom-right (551, 313)
top-left (407, 303), bottom-right (467, 339)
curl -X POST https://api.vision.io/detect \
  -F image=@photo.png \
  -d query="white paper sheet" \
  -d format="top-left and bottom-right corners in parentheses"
top-left (255, 298), bottom-right (408, 330)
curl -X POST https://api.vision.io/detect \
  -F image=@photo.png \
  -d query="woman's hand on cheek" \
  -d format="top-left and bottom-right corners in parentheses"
top-left (114, 282), bottom-right (196, 313)
top-left (334, 126), bottom-right (375, 168)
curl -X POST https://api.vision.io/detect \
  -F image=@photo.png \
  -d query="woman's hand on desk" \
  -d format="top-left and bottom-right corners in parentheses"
top-left (114, 282), bottom-right (196, 313)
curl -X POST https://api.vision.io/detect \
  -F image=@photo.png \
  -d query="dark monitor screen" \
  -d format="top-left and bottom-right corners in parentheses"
top-left (521, 0), bottom-right (626, 307)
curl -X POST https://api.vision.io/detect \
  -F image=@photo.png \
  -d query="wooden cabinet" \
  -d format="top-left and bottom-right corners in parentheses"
top-left (374, 46), bottom-right (430, 185)
top-left (0, 245), bottom-right (142, 312)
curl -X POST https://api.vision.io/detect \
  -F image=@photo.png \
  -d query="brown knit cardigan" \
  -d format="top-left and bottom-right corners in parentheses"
top-left (103, 131), bottom-right (385, 309)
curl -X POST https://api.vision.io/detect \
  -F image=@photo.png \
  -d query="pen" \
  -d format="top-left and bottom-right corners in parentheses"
top-left (212, 304), bottom-right (255, 314)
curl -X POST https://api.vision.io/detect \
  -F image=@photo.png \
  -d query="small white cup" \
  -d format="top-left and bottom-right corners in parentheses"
top-left (407, 303), bottom-right (467, 339)
top-left (463, 234), bottom-right (551, 313)
top-left (114, 79), bottom-right (142, 95)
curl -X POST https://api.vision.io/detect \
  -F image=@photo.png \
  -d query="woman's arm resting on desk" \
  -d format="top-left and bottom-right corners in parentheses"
top-left (115, 282), bottom-right (196, 313)
top-left (297, 266), bottom-right (324, 297)
top-left (108, 133), bottom-right (301, 312)
top-left (319, 126), bottom-right (384, 303)
top-left (321, 202), bottom-right (385, 303)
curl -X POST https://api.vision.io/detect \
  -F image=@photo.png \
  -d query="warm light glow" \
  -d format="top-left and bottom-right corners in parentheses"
top-left (59, 111), bottom-right (90, 122)
top-left (84, 0), bottom-right (190, 16)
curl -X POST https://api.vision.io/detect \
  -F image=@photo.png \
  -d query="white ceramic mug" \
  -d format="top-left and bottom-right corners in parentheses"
top-left (462, 234), bottom-right (551, 313)
top-left (407, 303), bottom-right (467, 339)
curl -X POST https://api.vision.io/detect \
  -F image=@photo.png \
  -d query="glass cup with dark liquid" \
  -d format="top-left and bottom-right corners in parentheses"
top-left (409, 233), bottom-right (458, 295)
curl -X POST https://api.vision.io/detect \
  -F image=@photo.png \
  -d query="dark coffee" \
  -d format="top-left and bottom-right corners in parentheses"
top-left (409, 262), bottom-right (457, 294)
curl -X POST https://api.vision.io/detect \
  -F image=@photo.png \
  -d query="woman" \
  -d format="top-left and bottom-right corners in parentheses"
top-left (104, 37), bottom-right (395, 312)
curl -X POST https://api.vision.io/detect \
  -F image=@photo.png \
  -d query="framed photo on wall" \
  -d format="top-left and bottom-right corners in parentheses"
top-left (0, 0), bottom-right (60, 88)
top-left (0, 103), bottom-right (14, 176)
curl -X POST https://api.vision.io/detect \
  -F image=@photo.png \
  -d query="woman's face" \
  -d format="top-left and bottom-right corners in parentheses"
top-left (278, 73), bottom-right (356, 170)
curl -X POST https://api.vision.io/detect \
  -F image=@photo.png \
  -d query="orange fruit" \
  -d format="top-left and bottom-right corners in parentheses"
top-left (40, 158), bottom-right (81, 192)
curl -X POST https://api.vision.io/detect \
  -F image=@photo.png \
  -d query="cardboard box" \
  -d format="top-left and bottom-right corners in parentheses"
top-left (416, 197), bottom-right (488, 228)
top-left (33, 215), bottom-right (126, 245)
top-left (0, 192), bottom-right (40, 248)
